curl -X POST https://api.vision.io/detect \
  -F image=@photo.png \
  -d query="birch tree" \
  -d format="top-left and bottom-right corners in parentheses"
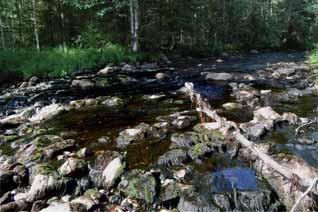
top-left (32, 0), bottom-right (40, 51)
top-left (130, 0), bottom-right (139, 52)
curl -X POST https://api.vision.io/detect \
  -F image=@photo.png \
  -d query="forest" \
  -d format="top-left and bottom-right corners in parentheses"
top-left (0, 1), bottom-right (318, 212)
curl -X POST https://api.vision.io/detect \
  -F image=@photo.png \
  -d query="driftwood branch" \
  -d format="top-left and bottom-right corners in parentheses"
top-left (184, 82), bottom-right (318, 202)
top-left (295, 119), bottom-right (318, 136)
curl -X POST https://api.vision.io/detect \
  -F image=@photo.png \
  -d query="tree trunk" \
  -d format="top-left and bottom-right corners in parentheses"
top-left (32, 0), bottom-right (40, 51)
top-left (130, 0), bottom-right (139, 52)
top-left (0, 16), bottom-right (5, 49)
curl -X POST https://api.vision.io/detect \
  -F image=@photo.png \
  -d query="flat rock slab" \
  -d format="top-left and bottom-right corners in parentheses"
top-left (212, 168), bottom-right (257, 192)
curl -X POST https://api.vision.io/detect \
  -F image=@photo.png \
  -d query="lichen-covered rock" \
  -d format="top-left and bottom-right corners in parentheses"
top-left (70, 190), bottom-right (101, 212)
top-left (58, 158), bottom-right (88, 177)
top-left (44, 139), bottom-right (76, 159)
top-left (160, 180), bottom-right (181, 203)
top-left (116, 123), bottom-right (150, 148)
top-left (120, 171), bottom-right (157, 204)
top-left (158, 149), bottom-right (189, 167)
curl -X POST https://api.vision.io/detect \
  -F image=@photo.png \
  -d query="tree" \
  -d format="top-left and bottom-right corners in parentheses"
top-left (130, 0), bottom-right (139, 52)
top-left (32, 0), bottom-right (40, 51)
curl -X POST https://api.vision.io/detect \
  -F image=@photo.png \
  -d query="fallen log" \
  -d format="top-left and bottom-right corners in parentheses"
top-left (184, 82), bottom-right (318, 211)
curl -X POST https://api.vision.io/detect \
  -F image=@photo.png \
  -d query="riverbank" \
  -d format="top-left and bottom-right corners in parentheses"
top-left (0, 52), bottom-right (317, 211)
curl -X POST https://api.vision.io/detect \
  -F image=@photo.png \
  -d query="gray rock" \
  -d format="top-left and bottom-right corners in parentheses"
top-left (29, 76), bottom-right (39, 86)
top-left (58, 158), bottom-right (88, 177)
top-left (102, 157), bottom-right (125, 188)
top-left (141, 63), bottom-right (158, 70)
top-left (253, 107), bottom-right (281, 122)
top-left (275, 67), bottom-right (296, 76)
top-left (71, 79), bottom-right (94, 90)
top-left (160, 180), bottom-right (181, 203)
top-left (158, 149), bottom-right (189, 167)
top-left (155, 72), bottom-right (169, 81)
top-left (101, 97), bottom-right (124, 108)
top-left (222, 102), bottom-right (243, 110)
top-left (116, 123), bottom-right (150, 148)
top-left (122, 64), bottom-right (134, 72)
top-left (44, 139), bottom-right (76, 159)
top-left (247, 123), bottom-right (267, 140)
top-left (98, 66), bottom-right (114, 75)
top-left (120, 171), bottom-right (157, 204)
top-left (171, 116), bottom-right (197, 129)
top-left (89, 151), bottom-right (122, 188)
top-left (205, 73), bottom-right (233, 81)
top-left (39, 203), bottom-right (71, 212)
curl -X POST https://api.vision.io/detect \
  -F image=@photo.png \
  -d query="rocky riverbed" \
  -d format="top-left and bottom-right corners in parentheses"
top-left (0, 52), bottom-right (317, 211)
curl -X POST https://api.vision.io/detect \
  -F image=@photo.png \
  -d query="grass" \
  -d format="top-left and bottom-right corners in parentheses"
top-left (0, 43), bottom-right (141, 78)
top-left (309, 47), bottom-right (318, 85)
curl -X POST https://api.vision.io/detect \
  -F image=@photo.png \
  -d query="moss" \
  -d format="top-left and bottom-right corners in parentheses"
top-left (192, 143), bottom-right (203, 157)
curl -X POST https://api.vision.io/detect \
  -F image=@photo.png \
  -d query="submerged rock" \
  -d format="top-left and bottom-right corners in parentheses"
top-left (205, 73), bottom-right (233, 81)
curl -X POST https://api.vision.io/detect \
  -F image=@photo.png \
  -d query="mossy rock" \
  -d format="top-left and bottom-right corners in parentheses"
top-left (125, 172), bottom-right (157, 204)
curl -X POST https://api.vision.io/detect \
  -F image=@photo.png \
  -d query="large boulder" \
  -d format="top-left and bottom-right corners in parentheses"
top-left (116, 123), bottom-right (150, 148)
top-left (253, 107), bottom-right (282, 122)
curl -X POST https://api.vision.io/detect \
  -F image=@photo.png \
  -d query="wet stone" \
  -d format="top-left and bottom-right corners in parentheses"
top-left (211, 168), bottom-right (257, 192)
top-left (158, 149), bottom-right (189, 167)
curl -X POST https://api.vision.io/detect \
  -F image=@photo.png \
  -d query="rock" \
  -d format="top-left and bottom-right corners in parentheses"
top-left (247, 123), bottom-right (267, 140)
top-left (97, 136), bottom-right (111, 145)
top-left (155, 72), bottom-right (169, 81)
top-left (71, 79), bottom-right (94, 90)
top-left (44, 139), bottom-right (76, 159)
top-left (0, 106), bottom-right (35, 125)
top-left (222, 102), bottom-right (243, 110)
top-left (29, 104), bottom-right (64, 123)
top-left (188, 143), bottom-right (213, 160)
top-left (29, 76), bottom-right (39, 86)
top-left (171, 116), bottom-right (197, 129)
top-left (158, 149), bottom-right (189, 167)
top-left (122, 64), bottom-right (134, 72)
top-left (159, 54), bottom-right (172, 65)
top-left (101, 96), bottom-right (124, 108)
top-left (0, 199), bottom-right (30, 212)
top-left (236, 90), bottom-right (255, 100)
top-left (58, 158), bottom-right (88, 177)
top-left (253, 107), bottom-right (281, 122)
top-left (89, 151), bottom-right (122, 188)
top-left (205, 72), bottom-right (233, 81)
top-left (28, 167), bottom-right (73, 201)
top-left (282, 112), bottom-right (298, 125)
top-left (116, 123), bottom-right (150, 148)
top-left (70, 196), bottom-right (98, 211)
top-left (141, 63), bottom-right (159, 70)
top-left (0, 169), bottom-right (16, 196)
top-left (76, 148), bottom-right (92, 158)
top-left (120, 171), bottom-right (157, 204)
top-left (178, 194), bottom-right (219, 212)
top-left (102, 157), bottom-right (125, 188)
top-left (160, 180), bottom-right (181, 203)
top-left (250, 49), bottom-right (259, 54)
top-left (275, 67), bottom-right (296, 76)
top-left (98, 66), bottom-right (114, 75)
top-left (39, 203), bottom-right (71, 212)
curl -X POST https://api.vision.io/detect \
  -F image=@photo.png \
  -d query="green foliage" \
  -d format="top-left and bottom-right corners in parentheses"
top-left (0, 44), bottom-right (139, 78)
top-left (310, 47), bottom-right (318, 65)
